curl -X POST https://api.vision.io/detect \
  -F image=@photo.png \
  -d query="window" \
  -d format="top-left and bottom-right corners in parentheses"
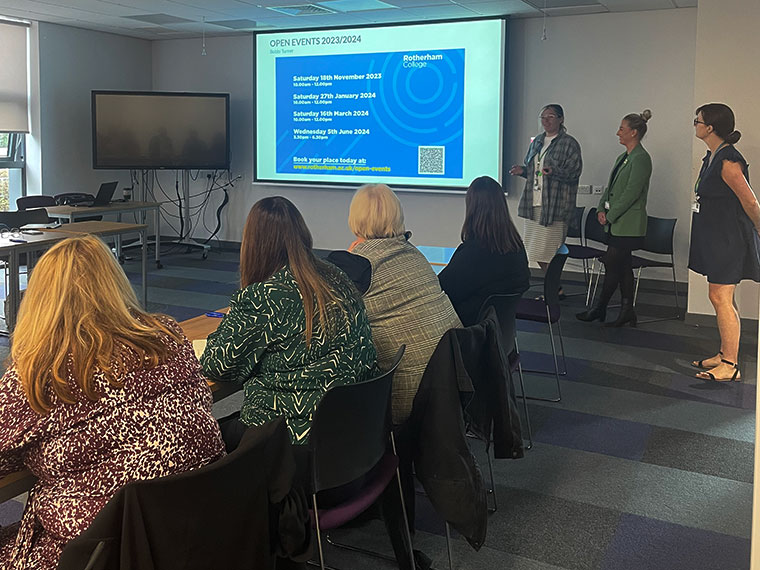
top-left (0, 133), bottom-right (24, 210)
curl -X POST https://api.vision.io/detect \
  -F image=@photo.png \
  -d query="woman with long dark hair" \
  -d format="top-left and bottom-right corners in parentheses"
top-left (201, 196), bottom-right (377, 443)
top-left (689, 103), bottom-right (760, 382)
top-left (438, 176), bottom-right (530, 326)
top-left (576, 110), bottom-right (653, 327)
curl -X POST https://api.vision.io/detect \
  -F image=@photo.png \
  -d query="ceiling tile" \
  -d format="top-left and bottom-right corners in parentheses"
top-left (126, 13), bottom-right (194, 24)
top-left (401, 3), bottom-right (483, 17)
top-left (348, 7), bottom-right (418, 22)
top-left (673, 0), bottom-right (696, 6)
top-left (544, 4), bottom-right (607, 15)
top-left (207, 17), bottom-right (259, 28)
top-left (523, 0), bottom-right (603, 8)
top-left (464, 1), bottom-right (521, 16)
top-left (601, 0), bottom-right (674, 11)
top-left (318, 0), bottom-right (396, 12)
top-left (382, 0), bottom-right (452, 7)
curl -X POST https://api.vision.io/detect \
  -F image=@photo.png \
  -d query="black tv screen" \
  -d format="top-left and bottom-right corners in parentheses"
top-left (92, 91), bottom-right (230, 170)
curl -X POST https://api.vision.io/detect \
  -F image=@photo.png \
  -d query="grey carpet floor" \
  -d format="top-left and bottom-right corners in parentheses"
top-left (0, 247), bottom-right (754, 570)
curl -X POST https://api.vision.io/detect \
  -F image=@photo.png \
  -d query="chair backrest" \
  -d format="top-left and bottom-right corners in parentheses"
top-left (309, 345), bottom-right (405, 494)
top-left (543, 253), bottom-right (569, 307)
top-left (0, 209), bottom-right (51, 229)
top-left (584, 207), bottom-right (609, 246)
top-left (54, 192), bottom-right (94, 206)
top-left (477, 293), bottom-right (523, 355)
top-left (16, 195), bottom-right (56, 210)
top-left (641, 216), bottom-right (676, 255)
top-left (58, 417), bottom-right (292, 570)
top-left (566, 206), bottom-right (585, 240)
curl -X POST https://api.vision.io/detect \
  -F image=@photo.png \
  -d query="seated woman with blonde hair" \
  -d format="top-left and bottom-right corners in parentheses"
top-left (328, 183), bottom-right (461, 424)
top-left (0, 235), bottom-right (225, 570)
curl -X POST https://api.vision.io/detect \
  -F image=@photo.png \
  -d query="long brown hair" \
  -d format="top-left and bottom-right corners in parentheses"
top-left (11, 235), bottom-right (184, 415)
top-left (240, 196), bottom-right (342, 345)
top-left (461, 176), bottom-right (524, 254)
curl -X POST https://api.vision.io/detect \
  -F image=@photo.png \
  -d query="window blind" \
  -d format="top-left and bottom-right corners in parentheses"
top-left (0, 19), bottom-right (30, 133)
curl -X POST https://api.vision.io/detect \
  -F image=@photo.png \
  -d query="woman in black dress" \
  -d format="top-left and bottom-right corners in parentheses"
top-left (438, 176), bottom-right (530, 326)
top-left (689, 103), bottom-right (760, 382)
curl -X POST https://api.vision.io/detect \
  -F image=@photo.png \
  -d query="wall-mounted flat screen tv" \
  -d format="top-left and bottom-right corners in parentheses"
top-left (92, 91), bottom-right (230, 170)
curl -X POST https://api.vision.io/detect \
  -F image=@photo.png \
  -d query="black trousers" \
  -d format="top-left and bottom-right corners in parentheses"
top-left (598, 235), bottom-right (643, 307)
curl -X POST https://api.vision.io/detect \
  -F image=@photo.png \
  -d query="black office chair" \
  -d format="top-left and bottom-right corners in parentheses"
top-left (0, 209), bottom-right (51, 228)
top-left (308, 345), bottom-right (414, 570)
top-left (16, 195), bottom-right (56, 211)
top-left (477, 293), bottom-right (532, 451)
top-left (515, 253), bottom-right (569, 402)
top-left (54, 193), bottom-right (103, 222)
top-left (631, 216), bottom-right (680, 322)
top-left (563, 206), bottom-right (590, 297)
top-left (58, 417), bottom-right (297, 570)
top-left (568, 207), bottom-right (609, 305)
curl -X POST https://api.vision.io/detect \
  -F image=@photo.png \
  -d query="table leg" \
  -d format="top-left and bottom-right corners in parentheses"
top-left (141, 229), bottom-right (147, 308)
top-left (154, 207), bottom-right (161, 268)
top-left (7, 252), bottom-right (19, 331)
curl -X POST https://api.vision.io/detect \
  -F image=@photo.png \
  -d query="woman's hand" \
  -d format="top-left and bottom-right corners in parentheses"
top-left (348, 237), bottom-right (365, 252)
top-left (542, 166), bottom-right (553, 176)
top-left (597, 212), bottom-right (607, 225)
top-left (509, 165), bottom-right (525, 176)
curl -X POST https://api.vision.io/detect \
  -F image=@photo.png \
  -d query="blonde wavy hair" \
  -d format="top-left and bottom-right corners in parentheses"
top-left (11, 235), bottom-right (183, 415)
top-left (348, 184), bottom-right (406, 239)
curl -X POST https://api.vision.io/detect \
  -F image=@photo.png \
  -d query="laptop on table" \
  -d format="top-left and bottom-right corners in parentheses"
top-left (71, 181), bottom-right (118, 207)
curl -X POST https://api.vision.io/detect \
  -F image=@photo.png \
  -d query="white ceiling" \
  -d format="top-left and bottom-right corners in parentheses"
top-left (0, 0), bottom-right (697, 40)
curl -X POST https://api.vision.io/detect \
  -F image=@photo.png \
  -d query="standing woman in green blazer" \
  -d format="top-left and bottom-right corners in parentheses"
top-left (577, 110), bottom-right (653, 327)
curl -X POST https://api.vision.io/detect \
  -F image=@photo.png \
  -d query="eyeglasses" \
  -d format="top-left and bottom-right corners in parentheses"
top-left (693, 118), bottom-right (707, 126)
top-left (0, 228), bottom-right (21, 239)
top-left (540, 115), bottom-right (558, 120)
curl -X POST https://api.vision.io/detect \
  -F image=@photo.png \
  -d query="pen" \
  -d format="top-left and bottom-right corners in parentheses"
top-left (9, 238), bottom-right (27, 243)
top-left (205, 311), bottom-right (225, 318)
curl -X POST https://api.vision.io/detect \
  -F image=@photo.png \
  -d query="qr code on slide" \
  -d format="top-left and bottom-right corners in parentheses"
top-left (418, 146), bottom-right (445, 175)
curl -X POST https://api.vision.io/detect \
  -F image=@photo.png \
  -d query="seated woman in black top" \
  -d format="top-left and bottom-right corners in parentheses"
top-left (438, 176), bottom-right (531, 326)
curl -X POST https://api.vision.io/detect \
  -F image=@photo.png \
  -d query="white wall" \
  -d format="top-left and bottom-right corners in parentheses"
top-left (687, 0), bottom-right (759, 319)
top-left (150, 34), bottom-right (467, 250)
top-left (150, 9), bottom-right (699, 268)
top-left (505, 9), bottom-right (697, 281)
top-left (36, 23), bottom-right (151, 196)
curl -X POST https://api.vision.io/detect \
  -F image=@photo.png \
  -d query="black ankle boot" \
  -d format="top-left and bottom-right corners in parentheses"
top-left (576, 305), bottom-right (606, 323)
top-left (606, 299), bottom-right (637, 327)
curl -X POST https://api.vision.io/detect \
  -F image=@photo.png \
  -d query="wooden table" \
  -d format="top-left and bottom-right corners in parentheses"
top-left (0, 308), bottom-right (229, 504)
top-left (45, 201), bottom-right (161, 268)
top-left (1, 221), bottom-right (148, 331)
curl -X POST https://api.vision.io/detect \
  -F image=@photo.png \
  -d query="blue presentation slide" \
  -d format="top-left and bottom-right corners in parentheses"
top-left (275, 49), bottom-right (465, 179)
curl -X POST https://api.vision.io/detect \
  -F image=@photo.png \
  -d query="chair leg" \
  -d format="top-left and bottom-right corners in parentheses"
top-left (633, 267), bottom-right (642, 307)
top-left (556, 319), bottom-right (568, 376)
top-left (485, 440), bottom-right (498, 514)
top-left (671, 261), bottom-right (680, 314)
top-left (313, 495), bottom-right (327, 570)
top-left (391, 432), bottom-right (417, 570)
top-left (445, 522), bottom-right (454, 570)
top-left (546, 318), bottom-right (563, 402)
top-left (585, 258), bottom-right (595, 306)
top-left (511, 338), bottom-right (533, 450)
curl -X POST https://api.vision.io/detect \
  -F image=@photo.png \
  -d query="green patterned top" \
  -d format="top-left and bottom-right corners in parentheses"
top-left (201, 261), bottom-right (377, 444)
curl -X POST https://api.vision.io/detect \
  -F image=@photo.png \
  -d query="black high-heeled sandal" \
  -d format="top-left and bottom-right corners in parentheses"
top-left (696, 358), bottom-right (741, 382)
top-left (692, 351), bottom-right (723, 370)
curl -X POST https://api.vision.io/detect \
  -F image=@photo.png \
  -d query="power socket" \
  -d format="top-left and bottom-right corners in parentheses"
top-left (593, 185), bottom-right (604, 194)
